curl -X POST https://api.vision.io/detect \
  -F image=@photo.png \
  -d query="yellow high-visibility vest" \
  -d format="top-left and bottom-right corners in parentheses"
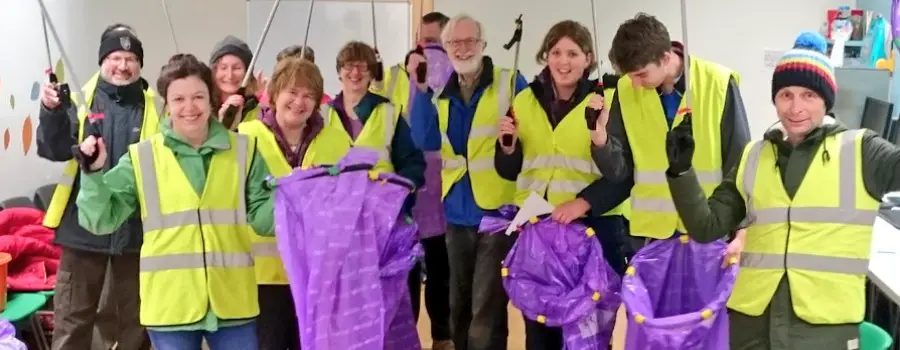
top-left (437, 68), bottom-right (515, 210)
top-left (729, 129), bottom-right (878, 324)
top-left (618, 56), bottom-right (737, 239)
top-left (130, 132), bottom-right (258, 326)
top-left (237, 118), bottom-right (341, 285)
top-left (44, 73), bottom-right (161, 228)
top-left (512, 88), bottom-right (629, 217)
top-left (304, 103), bottom-right (398, 173)
top-left (372, 64), bottom-right (410, 116)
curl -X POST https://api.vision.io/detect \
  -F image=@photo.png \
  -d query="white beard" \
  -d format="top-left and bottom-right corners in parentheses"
top-left (451, 54), bottom-right (483, 75)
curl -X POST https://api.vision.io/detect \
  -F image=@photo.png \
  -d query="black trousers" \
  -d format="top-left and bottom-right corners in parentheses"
top-left (408, 235), bottom-right (453, 341)
top-left (444, 224), bottom-right (514, 350)
top-left (257, 285), bottom-right (301, 350)
top-left (524, 215), bottom-right (628, 350)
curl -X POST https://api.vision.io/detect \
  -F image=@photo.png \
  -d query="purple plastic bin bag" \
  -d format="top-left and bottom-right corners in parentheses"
top-left (622, 236), bottom-right (739, 350)
top-left (412, 151), bottom-right (446, 238)
top-left (274, 148), bottom-right (422, 350)
top-left (480, 206), bottom-right (622, 349)
top-left (0, 319), bottom-right (26, 350)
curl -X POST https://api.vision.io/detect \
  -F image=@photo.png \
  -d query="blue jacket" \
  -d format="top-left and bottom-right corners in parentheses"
top-left (409, 56), bottom-right (528, 227)
top-left (330, 92), bottom-right (426, 213)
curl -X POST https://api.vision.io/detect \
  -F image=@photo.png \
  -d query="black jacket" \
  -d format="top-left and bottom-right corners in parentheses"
top-left (36, 78), bottom-right (151, 254)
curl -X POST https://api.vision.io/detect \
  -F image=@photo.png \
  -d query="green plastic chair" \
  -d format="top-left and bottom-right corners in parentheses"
top-left (0, 293), bottom-right (48, 323)
top-left (860, 321), bottom-right (893, 350)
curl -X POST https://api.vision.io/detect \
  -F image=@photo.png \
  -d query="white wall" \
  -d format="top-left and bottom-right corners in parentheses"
top-left (0, 0), bottom-right (245, 200)
top-left (435, 0), bottom-right (855, 138)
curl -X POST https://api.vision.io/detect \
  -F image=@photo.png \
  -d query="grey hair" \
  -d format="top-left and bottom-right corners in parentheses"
top-left (440, 14), bottom-right (483, 44)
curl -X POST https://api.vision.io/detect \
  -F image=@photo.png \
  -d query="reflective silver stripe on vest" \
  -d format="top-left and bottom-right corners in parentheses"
top-left (522, 155), bottom-right (601, 176)
top-left (58, 172), bottom-right (76, 186)
top-left (135, 135), bottom-right (251, 271)
top-left (140, 252), bottom-right (254, 272)
top-left (517, 177), bottom-right (591, 195)
top-left (631, 170), bottom-right (722, 213)
top-left (739, 129), bottom-right (875, 274)
top-left (252, 242), bottom-right (279, 258)
top-left (385, 65), bottom-right (400, 99)
top-left (441, 158), bottom-right (495, 173)
top-left (634, 170), bottom-right (722, 184)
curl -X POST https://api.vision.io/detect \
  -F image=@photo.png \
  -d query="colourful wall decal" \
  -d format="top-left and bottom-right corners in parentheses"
top-left (3, 129), bottom-right (9, 150)
top-left (30, 82), bottom-right (39, 101)
top-left (22, 115), bottom-right (33, 155)
top-left (8, 94), bottom-right (14, 110)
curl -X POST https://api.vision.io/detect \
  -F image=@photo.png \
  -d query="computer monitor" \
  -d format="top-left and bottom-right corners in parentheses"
top-left (861, 97), bottom-right (894, 138)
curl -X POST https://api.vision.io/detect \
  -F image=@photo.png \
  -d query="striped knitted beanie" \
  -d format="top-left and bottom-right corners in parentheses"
top-left (771, 31), bottom-right (837, 111)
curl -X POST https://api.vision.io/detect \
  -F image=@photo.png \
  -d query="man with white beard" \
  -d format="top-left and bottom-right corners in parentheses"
top-left (37, 23), bottom-right (158, 350)
top-left (407, 14), bottom-right (528, 350)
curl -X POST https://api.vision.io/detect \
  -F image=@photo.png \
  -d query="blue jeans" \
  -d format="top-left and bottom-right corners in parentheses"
top-left (147, 322), bottom-right (258, 350)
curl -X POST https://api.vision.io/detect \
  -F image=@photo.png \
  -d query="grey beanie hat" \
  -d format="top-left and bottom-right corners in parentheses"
top-left (210, 35), bottom-right (252, 67)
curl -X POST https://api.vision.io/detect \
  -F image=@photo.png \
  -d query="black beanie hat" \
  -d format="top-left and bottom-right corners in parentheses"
top-left (98, 24), bottom-right (144, 67)
top-left (209, 36), bottom-right (253, 68)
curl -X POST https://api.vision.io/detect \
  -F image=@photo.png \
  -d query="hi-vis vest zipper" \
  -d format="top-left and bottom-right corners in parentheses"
top-left (131, 132), bottom-right (258, 326)
top-left (437, 68), bottom-right (515, 210)
top-left (617, 56), bottom-right (738, 239)
top-left (43, 73), bottom-right (161, 228)
top-left (730, 129), bottom-right (878, 324)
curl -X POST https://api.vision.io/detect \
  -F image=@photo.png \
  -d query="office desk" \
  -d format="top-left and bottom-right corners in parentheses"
top-left (870, 216), bottom-right (900, 304)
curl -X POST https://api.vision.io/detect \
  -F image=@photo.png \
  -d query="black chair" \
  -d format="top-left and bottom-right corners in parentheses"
top-left (888, 119), bottom-right (900, 146)
top-left (33, 184), bottom-right (56, 211)
top-left (0, 196), bottom-right (36, 210)
top-left (861, 97), bottom-right (894, 138)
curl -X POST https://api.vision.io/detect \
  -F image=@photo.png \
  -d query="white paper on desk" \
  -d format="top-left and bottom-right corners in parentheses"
top-left (506, 192), bottom-right (555, 235)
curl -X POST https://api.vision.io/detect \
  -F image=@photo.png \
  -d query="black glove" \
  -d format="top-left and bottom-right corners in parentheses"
top-left (665, 112), bottom-right (695, 177)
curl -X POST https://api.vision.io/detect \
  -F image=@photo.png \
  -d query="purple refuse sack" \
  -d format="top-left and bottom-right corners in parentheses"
top-left (412, 151), bottom-right (446, 238)
top-left (408, 44), bottom-right (452, 239)
top-left (622, 236), bottom-right (739, 350)
top-left (479, 206), bottom-right (622, 349)
top-left (274, 148), bottom-right (423, 350)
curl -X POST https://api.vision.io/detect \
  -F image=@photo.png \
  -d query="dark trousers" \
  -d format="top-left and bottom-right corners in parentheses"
top-left (257, 285), bottom-right (301, 350)
top-left (445, 224), bottom-right (513, 350)
top-left (523, 215), bottom-right (628, 350)
top-left (52, 247), bottom-right (150, 350)
top-left (408, 235), bottom-right (452, 341)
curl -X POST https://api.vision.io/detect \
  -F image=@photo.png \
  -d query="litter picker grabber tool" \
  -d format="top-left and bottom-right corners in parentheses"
top-left (678, 0), bottom-right (693, 123)
top-left (222, 0), bottom-right (282, 128)
top-left (299, 0), bottom-right (316, 60)
top-left (160, 0), bottom-right (179, 52)
top-left (584, 0), bottom-right (604, 130)
top-left (35, 0), bottom-right (99, 171)
top-left (40, 9), bottom-right (70, 110)
top-left (500, 14), bottom-right (523, 148)
top-left (370, 0), bottom-right (385, 83)
top-left (412, 1), bottom-right (426, 84)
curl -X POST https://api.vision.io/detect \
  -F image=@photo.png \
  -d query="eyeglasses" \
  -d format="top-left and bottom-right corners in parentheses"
top-left (341, 63), bottom-right (370, 73)
top-left (445, 38), bottom-right (481, 49)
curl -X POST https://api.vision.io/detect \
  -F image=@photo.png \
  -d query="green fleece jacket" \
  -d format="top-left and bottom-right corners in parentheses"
top-left (76, 117), bottom-right (274, 332)
top-left (667, 117), bottom-right (900, 349)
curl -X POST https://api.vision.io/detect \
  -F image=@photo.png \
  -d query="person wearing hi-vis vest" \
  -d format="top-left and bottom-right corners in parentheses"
top-left (664, 31), bottom-right (900, 350)
top-left (590, 13), bottom-right (752, 255)
top-left (407, 13), bottom-right (528, 350)
top-left (35, 23), bottom-right (156, 350)
top-left (237, 57), bottom-right (329, 350)
top-left (74, 54), bottom-right (276, 350)
top-left (493, 20), bottom-right (630, 350)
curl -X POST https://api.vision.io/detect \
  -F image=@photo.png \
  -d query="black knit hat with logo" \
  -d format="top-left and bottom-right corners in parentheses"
top-left (98, 23), bottom-right (144, 67)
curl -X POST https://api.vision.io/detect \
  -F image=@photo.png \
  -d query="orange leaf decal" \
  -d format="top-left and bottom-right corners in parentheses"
top-left (3, 129), bottom-right (9, 150)
top-left (22, 115), bottom-right (33, 155)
